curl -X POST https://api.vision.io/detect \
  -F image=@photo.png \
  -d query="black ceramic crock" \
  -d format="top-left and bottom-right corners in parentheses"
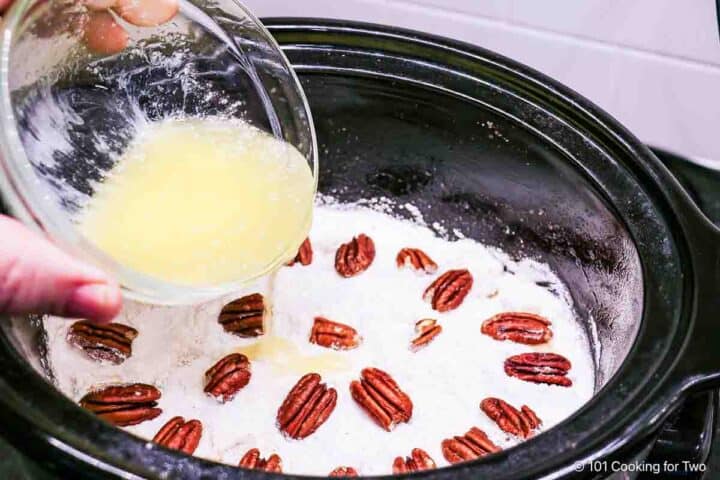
top-left (0, 19), bottom-right (719, 480)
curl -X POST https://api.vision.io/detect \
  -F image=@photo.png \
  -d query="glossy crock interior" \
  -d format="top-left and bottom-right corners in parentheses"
top-left (0, 19), bottom-right (706, 480)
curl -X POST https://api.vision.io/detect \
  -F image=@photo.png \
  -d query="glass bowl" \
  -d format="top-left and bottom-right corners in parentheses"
top-left (0, 0), bottom-right (318, 304)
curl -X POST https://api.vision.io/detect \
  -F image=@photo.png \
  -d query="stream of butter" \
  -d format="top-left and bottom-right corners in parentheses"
top-left (237, 335), bottom-right (350, 375)
top-left (79, 117), bottom-right (314, 285)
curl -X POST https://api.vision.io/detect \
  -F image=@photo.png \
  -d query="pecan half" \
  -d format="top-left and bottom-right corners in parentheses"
top-left (218, 293), bottom-right (267, 337)
top-left (441, 427), bottom-right (501, 464)
top-left (152, 416), bottom-right (203, 455)
top-left (238, 448), bottom-right (282, 473)
top-left (310, 317), bottom-right (362, 350)
top-left (505, 352), bottom-right (572, 387)
top-left (287, 237), bottom-right (313, 266)
top-left (67, 320), bottom-right (138, 364)
top-left (393, 448), bottom-right (436, 473)
top-left (396, 248), bottom-right (438, 274)
top-left (204, 353), bottom-right (251, 403)
top-left (277, 373), bottom-right (337, 439)
top-left (335, 234), bottom-right (376, 277)
top-left (329, 466), bottom-right (359, 477)
top-left (350, 367), bottom-right (413, 431)
top-left (79, 383), bottom-right (162, 426)
top-left (480, 397), bottom-right (541, 439)
top-left (423, 269), bottom-right (473, 312)
top-left (411, 319), bottom-right (442, 351)
top-left (481, 312), bottom-right (553, 345)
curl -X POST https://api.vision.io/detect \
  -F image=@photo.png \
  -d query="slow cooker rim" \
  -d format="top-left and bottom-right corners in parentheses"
top-left (266, 17), bottom-right (705, 475)
top-left (0, 17), bottom-right (711, 480)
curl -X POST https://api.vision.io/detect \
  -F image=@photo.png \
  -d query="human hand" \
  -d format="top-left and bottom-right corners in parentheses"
top-left (0, 0), bottom-right (175, 323)
top-left (0, 215), bottom-right (121, 323)
top-left (0, 0), bottom-right (179, 55)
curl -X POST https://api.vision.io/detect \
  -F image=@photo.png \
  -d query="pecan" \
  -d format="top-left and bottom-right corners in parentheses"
top-left (505, 352), bottom-right (572, 387)
top-left (204, 353), bottom-right (251, 403)
top-left (67, 320), bottom-right (138, 364)
top-left (310, 317), bottom-right (362, 350)
top-left (350, 367), bottom-right (413, 431)
top-left (277, 373), bottom-right (337, 439)
top-left (441, 427), bottom-right (501, 464)
top-left (410, 319), bottom-right (442, 351)
top-left (79, 383), bottom-right (161, 426)
top-left (335, 234), bottom-right (376, 277)
top-left (393, 448), bottom-right (436, 473)
top-left (329, 466), bottom-right (359, 477)
top-left (218, 293), bottom-right (267, 337)
top-left (238, 448), bottom-right (282, 473)
top-left (152, 416), bottom-right (203, 455)
top-left (423, 269), bottom-right (473, 312)
top-left (396, 248), bottom-right (438, 274)
top-left (481, 312), bottom-right (553, 345)
top-left (480, 397), bottom-right (541, 439)
top-left (287, 237), bottom-right (313, 267)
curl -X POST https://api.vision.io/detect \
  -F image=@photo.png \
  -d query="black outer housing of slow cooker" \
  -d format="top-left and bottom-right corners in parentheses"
top-left (0, 19), bottom-right (719, 480)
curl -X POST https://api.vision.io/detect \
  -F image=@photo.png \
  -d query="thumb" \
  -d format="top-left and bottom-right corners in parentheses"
top-left (0, 215), bottom-right (122, 322)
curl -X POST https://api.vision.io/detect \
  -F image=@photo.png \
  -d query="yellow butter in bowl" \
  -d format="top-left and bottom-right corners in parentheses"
top-left (80, 117), bottom-right (314, 286)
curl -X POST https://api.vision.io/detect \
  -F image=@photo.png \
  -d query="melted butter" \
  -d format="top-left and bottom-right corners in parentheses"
top-left (238, 336), bottom-right (350, 375)
top-left (80, 117), bottom-right (314, 286)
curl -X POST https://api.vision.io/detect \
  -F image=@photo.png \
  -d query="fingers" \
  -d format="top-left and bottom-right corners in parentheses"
top-left (114, 0), bottom-right (178, 27)
top-left (0, 216), bottom-right (122, 323)
top-left (0, 0), bottom-right (13, 15)
top-left (83, 0), bottom-right (178, 54)
top-left (84, 10), bottom-right (128, 55)
top-left (85, 0), bottom-right (118, 10)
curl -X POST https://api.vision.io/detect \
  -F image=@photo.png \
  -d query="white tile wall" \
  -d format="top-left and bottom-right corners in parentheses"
top-left (247, 0), bottom-right (720, 167)
top-left (508, 0), bottom-right (720, 66)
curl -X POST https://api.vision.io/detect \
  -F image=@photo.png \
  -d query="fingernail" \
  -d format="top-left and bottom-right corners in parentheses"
top-left (66, 283), bottom-right (122, 323)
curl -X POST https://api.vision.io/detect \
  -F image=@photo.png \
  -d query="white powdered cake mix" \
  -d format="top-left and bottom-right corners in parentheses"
top-left (43, 201), bottom-right (595, 476)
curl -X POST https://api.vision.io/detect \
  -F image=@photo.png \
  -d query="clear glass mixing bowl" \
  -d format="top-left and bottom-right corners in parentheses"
top-left (0, 0), bottom-right (318, 304)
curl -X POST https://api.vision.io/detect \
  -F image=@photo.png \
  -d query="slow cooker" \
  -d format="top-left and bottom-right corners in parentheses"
top-left (0, 18), bottom-right (719, 480)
